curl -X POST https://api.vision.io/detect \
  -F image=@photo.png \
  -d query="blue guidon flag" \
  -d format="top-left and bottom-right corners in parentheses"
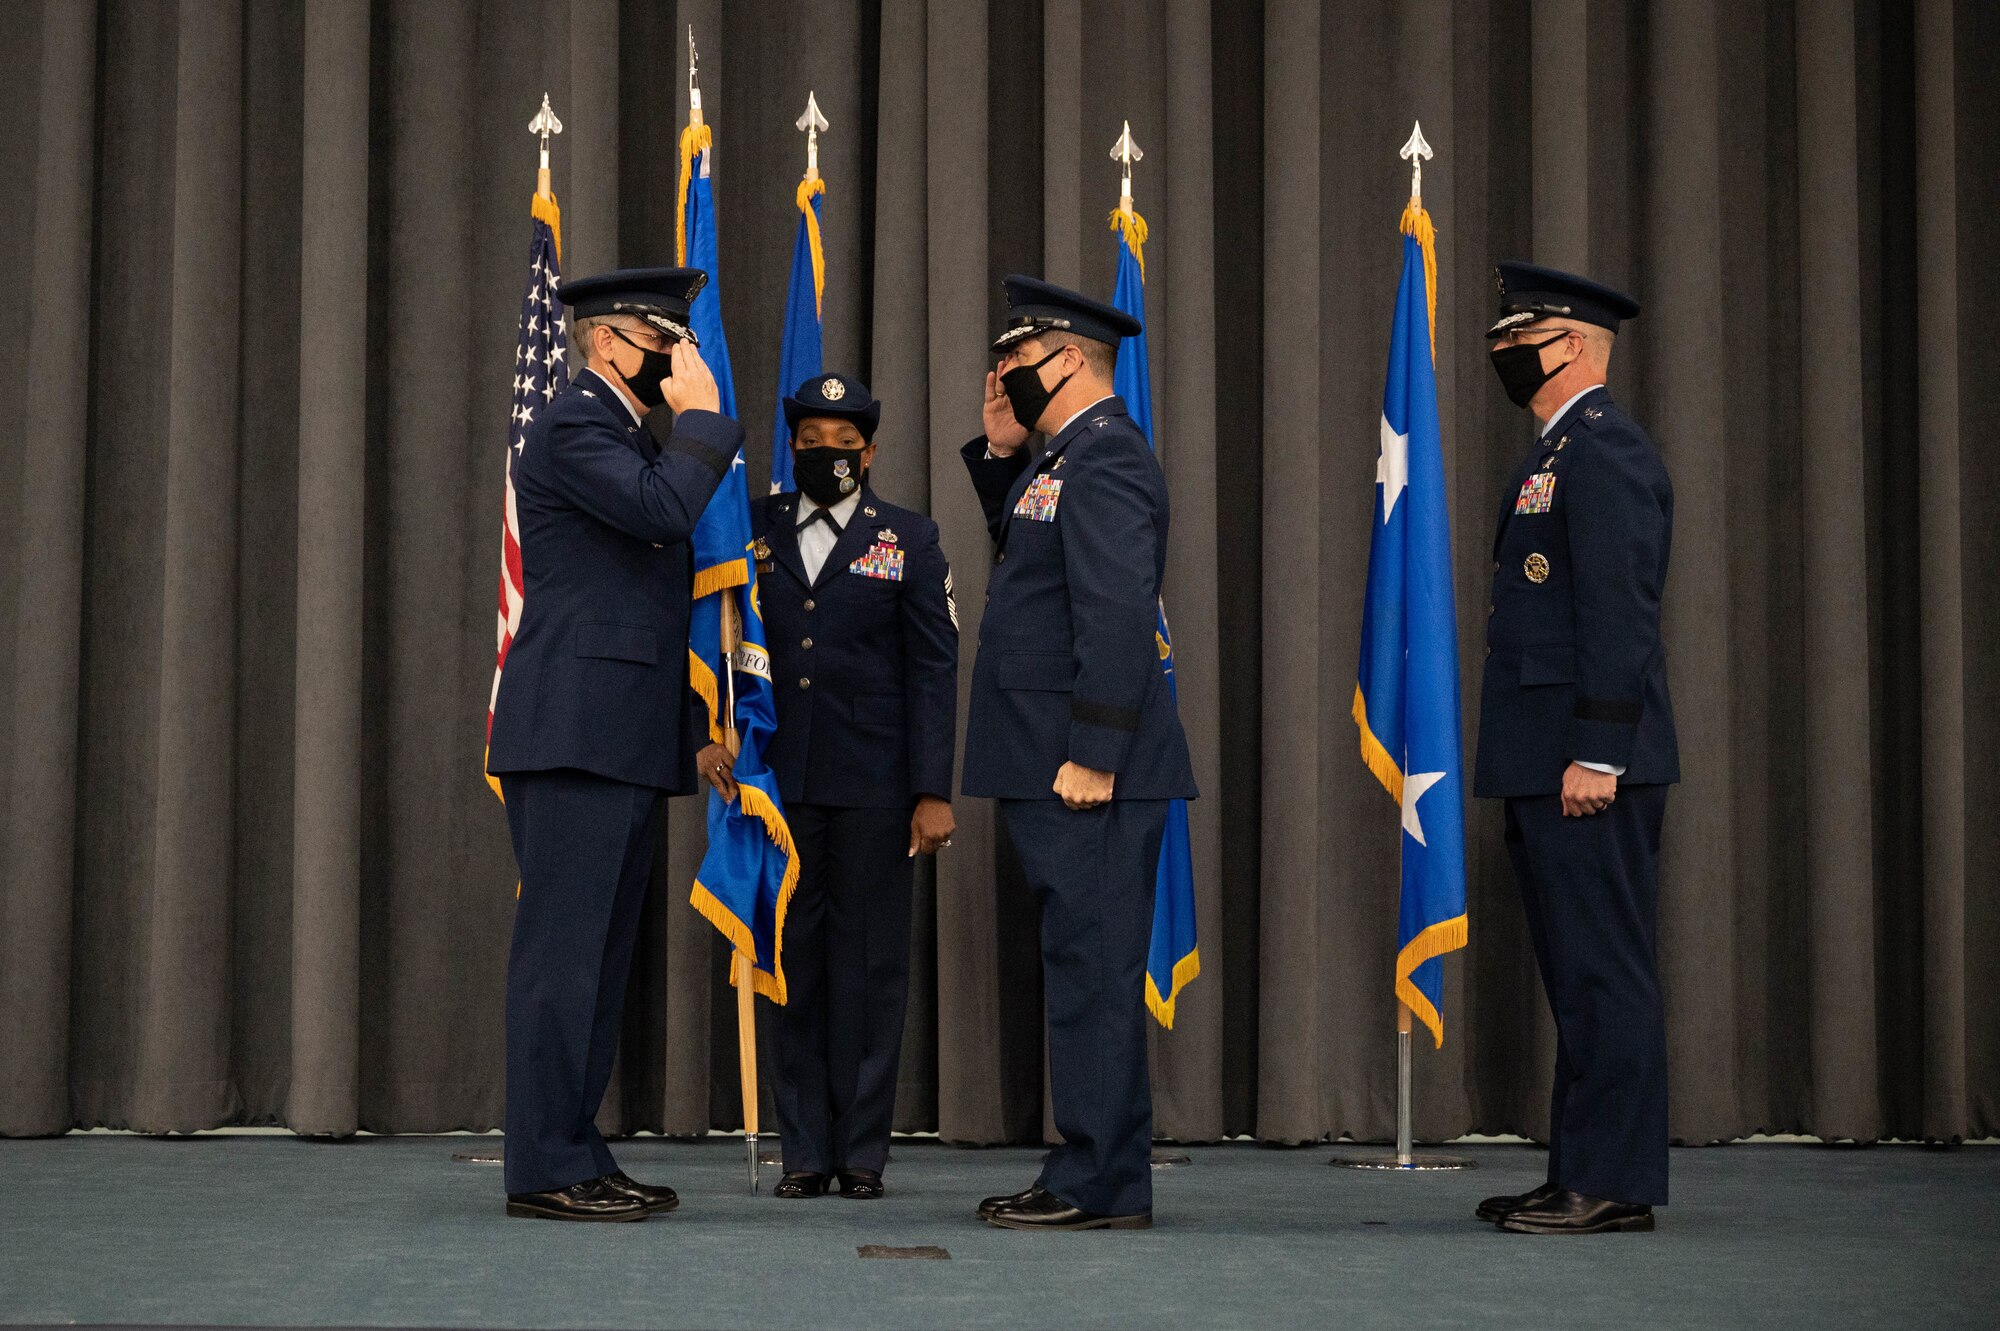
top-left (1110, 199), bottom-right (1200, 1030)
top-left (769, 173), bottom-right (826, 494)
top-left (679, 114), bottom-right (798, 1001)
top-left (1354, 198), bottom-right (1468, 1047)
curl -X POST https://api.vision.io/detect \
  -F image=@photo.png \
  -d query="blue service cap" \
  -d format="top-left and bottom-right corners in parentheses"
top-left (784, 371), bottom-right (882, 441)
top-left (555, 266), bottom-right (708, 346)
top-left (1487, 261), bottom-right (1640, 338)
top-left (991, 274), bottom-right (1143, 354)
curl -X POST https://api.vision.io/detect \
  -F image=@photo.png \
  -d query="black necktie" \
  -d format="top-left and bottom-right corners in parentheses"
top-left (800, 507), bottom-right (843, 536)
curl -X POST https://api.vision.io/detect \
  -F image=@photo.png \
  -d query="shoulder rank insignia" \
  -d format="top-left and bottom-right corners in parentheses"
top-left (1524, 552), bottom-right (1550, 583)
top-left (580, 388), bottom-right (597, 398)
top-left (1584, 407), bottom-right (1604, 422)
top-left (1515, 472), bottom-right (1557, 515)
top-left (1013, 474), bottom-right (1064, 522)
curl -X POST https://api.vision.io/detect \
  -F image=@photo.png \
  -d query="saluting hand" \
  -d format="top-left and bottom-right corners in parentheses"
top-left (908, 796), bottom-right (955, 857)
top-left (662, 340), bottom-right (722, 417)
top-left (981, 370), bottom-right (1030, 456)
top-left (1561, 762), bottom-right (1617, 817)
top-left (1053, 761), bottom-right (1114, 811)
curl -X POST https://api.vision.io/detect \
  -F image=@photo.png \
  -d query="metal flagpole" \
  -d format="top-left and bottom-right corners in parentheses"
top-left (686, 23), bottom-right (759, 1192)
top-left (1329, 121), bottom-right (1472, 1174)
top-left (455, 95), bottom-right (567, 1171)
top-left (1109, 118), bottom-right (1191, 1171)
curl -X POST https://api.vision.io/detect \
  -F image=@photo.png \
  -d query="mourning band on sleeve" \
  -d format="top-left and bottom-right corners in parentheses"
top-left (667, 432), bottom-right (731, 480)
top-left (1576, 696), bottom-right (1642, 725)
top-left (1072, 699), bottom-right (1141, 733)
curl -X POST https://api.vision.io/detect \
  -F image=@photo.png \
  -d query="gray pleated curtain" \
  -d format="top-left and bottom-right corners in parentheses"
top-left (3, 0), bottom-right (1995, 1143)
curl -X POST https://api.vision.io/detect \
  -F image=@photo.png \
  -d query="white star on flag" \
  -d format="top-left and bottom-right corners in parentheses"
top-left (1377, 413), bottom-right (1409, 523)
top-left (1401, 769), bottom-right (1447, 847)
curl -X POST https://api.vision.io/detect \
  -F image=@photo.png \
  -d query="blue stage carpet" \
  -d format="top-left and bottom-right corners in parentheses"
top-left (0, 1137), bottom-right (1994, 1329)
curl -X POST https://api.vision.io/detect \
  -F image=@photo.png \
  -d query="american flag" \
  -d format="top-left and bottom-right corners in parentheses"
top-left (487, 195), bottom-right (566, 794)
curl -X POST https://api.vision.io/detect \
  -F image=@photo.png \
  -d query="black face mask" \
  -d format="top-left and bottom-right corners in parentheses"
top-left (1000, 347), bottom-right (1075, 433)
top-left (611, 328), bottom-right (674, 408)
top-left (1488, 332), bottom-right (1571, 408)
top-left (792, 445), bottom-right (866, 507)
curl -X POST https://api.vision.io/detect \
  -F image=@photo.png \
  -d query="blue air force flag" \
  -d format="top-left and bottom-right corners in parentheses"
top-left (1110, 204), bottom-right (1200, 1030)
top-left (1353, 203), bottom-right (1468, 1047)
top-left (680, 119), bottom-right (798, 1000)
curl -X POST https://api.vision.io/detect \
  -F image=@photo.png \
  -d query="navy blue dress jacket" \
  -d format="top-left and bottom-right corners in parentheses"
top-left (1474, 387), bottom-right (1680, 797)
top-left (487, 370), bottom-right (741, 792)
top-left (756, 487), bottom-right (959, 808)
top-left (959, 398), bottom-right (1196, 801)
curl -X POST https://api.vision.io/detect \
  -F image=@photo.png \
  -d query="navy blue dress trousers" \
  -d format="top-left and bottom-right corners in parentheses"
top-left (487, 369), bottom-right (739, 1194)
top-left (961, 398), bottom-right (1195, 1218)
top-left (1475, 386), bottom-right (1677, 1206)
top-left (754, 486), bottom-right (958, 1176)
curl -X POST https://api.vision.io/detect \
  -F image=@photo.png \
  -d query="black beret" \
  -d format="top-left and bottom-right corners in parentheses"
top-left (1487, 261), bottom-right (1640, 338)
top-left (556, 266), bottom-right (708, 346)
top-left (783, 371), bottom-right (881, 442)
top-left (991, 274), bottom-right (1143, 353)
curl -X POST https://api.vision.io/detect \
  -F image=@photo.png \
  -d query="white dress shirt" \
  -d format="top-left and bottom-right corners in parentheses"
top-left (797, 489), bottom-right (863, 583)
top-left (1537, 383), bottom-right (1624, 778)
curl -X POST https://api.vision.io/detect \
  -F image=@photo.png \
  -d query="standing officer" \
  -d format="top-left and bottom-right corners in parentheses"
top-left (1473, 261), bottom-right (1678, 1235)
top-left (960, 276), bottom-right (1196, 1232)
top-left (743, 373), bottom-right (958, 1202)
top-left (487, 267), bottom-right (743, 1221)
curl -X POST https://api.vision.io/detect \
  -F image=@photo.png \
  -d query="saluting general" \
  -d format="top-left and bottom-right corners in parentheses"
top-left (961, 276), bottom-right (1197, 1232)
top-left (1473, 262), bottom-right (1678, 1235)
top-left (742, 373), bottom-right (959, 1202)
top-left (486, 267), bottom-right (743, 1222)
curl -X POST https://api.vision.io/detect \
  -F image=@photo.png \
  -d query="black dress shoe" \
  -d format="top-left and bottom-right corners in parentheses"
top-left (506, 1177), bottom-right (649, 1222)
top-left (1497, 1189), bottom-right (1655, 1234)
top-left (977, 1183), bottom-right (1048, 1220)
top-left (1475, 1180), bottom-right (1559, 1223)
top-left (837, 1169), bottom-right (884, 1200)
top-left (985, 1189), bottom-right (1151, 1231)
top-left (773, 1171), bottom-right (831, 1199)
top-left (602, 1170), bottom-right (680, 1214)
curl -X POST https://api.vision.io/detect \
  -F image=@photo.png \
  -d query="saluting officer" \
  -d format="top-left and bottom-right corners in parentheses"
top-left (737, 373), bottom-right (958, 1202)
top-left (487, 267), bottom-right (743, 1222)
top-left (961, 277), bottom-right (1196, 1232)
top-left (1473, 261), bottom-right (1679, 1235)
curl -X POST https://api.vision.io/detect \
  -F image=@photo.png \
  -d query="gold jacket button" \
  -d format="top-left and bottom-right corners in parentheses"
top-left (799, 678), bottom-right (811, 690)
top-left (997, 552), bottom-right (1007, 563)
top-left (801, 637), bottom-right (813, 649)
top-left (803, 599), bottom-right (816, 611)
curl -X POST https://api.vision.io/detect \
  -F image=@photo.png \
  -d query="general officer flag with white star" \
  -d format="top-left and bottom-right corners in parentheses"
top-left (1354, 199), bottom-right (1468, 1047)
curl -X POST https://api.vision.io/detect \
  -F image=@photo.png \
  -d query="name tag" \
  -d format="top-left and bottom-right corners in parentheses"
top-left (849, 544), bottom-right (906, 581)
top-left (1013, 474), bottom-right (1063, 522)
top-left (1515, 471), bottom-right (1557, 514)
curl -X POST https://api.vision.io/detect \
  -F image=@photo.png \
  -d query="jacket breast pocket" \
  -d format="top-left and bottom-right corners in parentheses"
top-left (851, 693), bottom-right (903, 727)
top-left (575, 621), bottom-right (659, 665)
top-left (996, 650), bottom-right (1075, 692)
top-left (1518, 642), bottom-right (1575, 687)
